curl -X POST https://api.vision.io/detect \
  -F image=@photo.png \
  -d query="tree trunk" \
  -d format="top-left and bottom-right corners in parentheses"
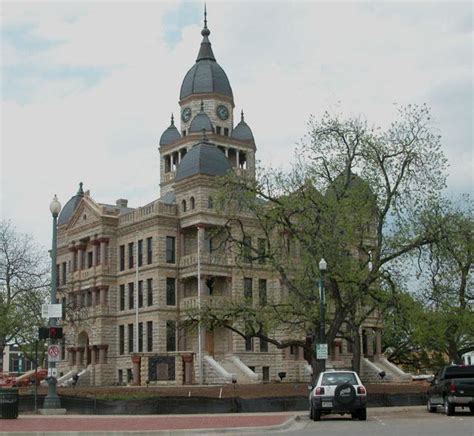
top-left (352, 328), bottom-right (362, 374)
top-left (447, 340), bottom-right (462, 364)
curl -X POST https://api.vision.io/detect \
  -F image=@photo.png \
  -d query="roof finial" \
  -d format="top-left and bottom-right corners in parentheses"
top-left (241, 110), bottom-right (244, 122)
top-left (171, 113), bottom-right (174, 125)
top-left (201, 3), bottom-right (210, 37)
top-left (77, 182), bottom-right (84, 196)
top-left (200, 100), bottom-right (204, 111)
top-left (201, 128), bottom-right (208, 142)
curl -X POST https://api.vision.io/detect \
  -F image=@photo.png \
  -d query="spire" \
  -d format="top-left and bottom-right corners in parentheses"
top-left (241, 110), bottom-right (244, 122)
top-left (77, 182), bottom-right (84, 196)
top-left (171, 113), bottom-right (174, 126)
top-left (196, 4), bottom-right (216, 62)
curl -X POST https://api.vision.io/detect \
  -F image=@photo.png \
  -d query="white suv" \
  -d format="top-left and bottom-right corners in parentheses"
top-left (309, 370), bottom-right (367, 421)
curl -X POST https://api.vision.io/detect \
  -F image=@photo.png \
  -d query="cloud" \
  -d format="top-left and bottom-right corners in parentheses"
top-left (1, 2), bottom-right (472, 248)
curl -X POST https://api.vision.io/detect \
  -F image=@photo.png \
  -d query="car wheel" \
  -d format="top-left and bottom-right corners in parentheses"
top-left (358, 408), bottom-right (367, 421)
top-left (351, 411), bottom-right (357, 419)
top-left (313, 410), bottom-right (321, 421)
top-left (427, 399), bottom-right (437, 413)
top-left (444, 398), bottom-right (455, 416)
top-left (468, 404), bottom-right (474, 414)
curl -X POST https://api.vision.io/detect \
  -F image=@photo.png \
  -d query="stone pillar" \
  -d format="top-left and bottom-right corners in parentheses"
top-left (98, 345), bottom-right (108, 364)
top-left (77, 244), bottom-right (85, 271)
top-left (69, 244), bottom-right (76, 272)
top-left (91, 238), bottom-right (99, 266)
top-left (132, 355), bottom-right (141, 386)
top-left (366, 329), bottom-right (374, 357)
top-left (225, 148), bottom-right (229, 157)
top-left (76, 347), bottom-right (84, 366)
top-left (170, 153), bottom-right (174, 170)
top-left (236, 149), bottom-right (240, 168)
top-left (375, 329), bottom-right (383, 359)
top-left (99, 286), bottom-right (108, 306)
top-left (99, 238), bottom-right (109, 266)
top-left (90, 346), bottom-right (96, 366)
top-left (178, 150), bottom-right (181, 164)
top-left (91, 287), bottom-right (97, 306)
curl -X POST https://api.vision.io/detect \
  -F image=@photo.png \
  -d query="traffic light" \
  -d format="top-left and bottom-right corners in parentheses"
top-left (49, 327), bottom-right (63, 339)
top-left (38, 327), bottom-right (49, 340)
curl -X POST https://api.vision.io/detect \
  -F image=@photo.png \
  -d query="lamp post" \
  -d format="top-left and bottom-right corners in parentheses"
top-left (318, 258), bottom-right (327, 372)
top-left (43, 194), bottom-right (62, 409)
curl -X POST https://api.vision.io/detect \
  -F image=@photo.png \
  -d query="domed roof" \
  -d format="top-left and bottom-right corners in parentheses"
top-left (189, 101), bottom-right (214, 133)
top-left (179, 13), bottom-right (233, 101)
top-left (231, 111), bottom-right (255, 143)
top-left (159, 114), bottom-right (181, 146)
top-left (58, 183), bottom-right (84, 226)
top-left (175, 140), bottom-right (231, 182)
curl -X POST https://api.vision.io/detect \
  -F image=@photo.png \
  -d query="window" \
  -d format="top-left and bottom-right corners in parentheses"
top-left (260, 338), bottom-right (268, 352)
top-left (128, 324), bottom-right (134, 353)
top-left (243, 236), bottom-right (252, 263)
top-left (119, 325), bottom-right (125, 355)
top-left (138, 280), bottom-right (143, 308)
top-left (128, 242), bottom-right (134, 269)
top-left (245, 336), bottom-right (253, 352)
top-left (244, 278), bottom-right (253, 300)
top-left (262, 366), bottom-right (270, 382)
top-left (56, 264), bottom-right (60, 287)
top-left (147, 237), bottom-right (153, 264)
top-left (62, 262), bottom-right (67, 284)
top-left (259, 279), bottom-right (267, 306)
top-left (127, 368), bottom-right (133, 383)
top-left (95, 244), bottom-right (100, 265)
top-left (138, 322), bottom-right (143, 353)
top-left (119, 285), bottom-right (125, 310)
top-left (216, 126), bottom-right (222, 135)
top-left (138, 239), bottom-right (143, 267)
top-left (118, 369), bottom-right (123, 384)
top-left (119, 245), bottom-right (125, 271)
top-left (166, 278), bottom-right (176, 306)
top-left (147, 321), bottom-right (153, 352)
top-left (208, 196), bottom-right (213, 209)
top-left (87, 251), bottom-right (93, 268)
top-left (182, 200), bottom-right (187, 212)
top-left (166, 320), bottom-right (176, 352)
top-left (224, 127), bottom-right (229, 136)
top-left (166, 236), bottom-right (176, 263)
top-left (258, 238), bottom-right (266, 264)
top-left (147, 278), bottom-right (153, 306)
top-left (190, 197), bottom-right (195, 209)
top-left (128, 283), bottom-right (134, 309)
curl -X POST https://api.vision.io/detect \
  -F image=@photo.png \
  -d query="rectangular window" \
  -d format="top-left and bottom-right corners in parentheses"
top-left (138, 239), bottom-right (143, 267)
top-left (128, 242), bottom-right (134, 269)
top-left (138, 322), bottom-right (143, 352)
top-left (147, 237), bottom-right (153, 264)
top-left (120, 285), bottom-right (125, 311)
top-left (244, 278), bottom-right (253, 300)
top-left (166, 320), bottom-right (176, 352)
top-left (245, 336), bottom-right (253, 352)
top-left (128, 323), bottom-right (134, 353)
top-left (128, 283), bottom-right (134, 309)
top-left (166, 278), bottom-right (176, 306)
top-left (147, 278), bottom-right (153, 306)
top-left (62, 262), bottom-right (67, 285)
top-left (243, 236), bottom-right (252, 263)
top-left (147, 321), bottom-right (153, 352)
top-left (119, 325), bottom-right (125, 355)
top-left (95, 244), bottom-right (100, 265)
top-left (260, 338), bottom-right (268, 352)
top-left (166, 236), bottom-right (176, 263)
top-left (138, 280), bottom-right (143, 308)
top-left (224, 127), bottom-right (229, 136)
top-left (119, 245), bottom-right (125, 271)
top-left (87, 251), bottom-right (93, 268)
top-left (216, 126), bottom-right (222, 135)
top-left (127, 368), bottom-right (133, 383)
top-left (259, 279), bottom-right (267, 306)
top-left (258, 238), bottom-right (266, 264)
top-left (262, 366), bottom-right (270, 382)
top-left (118, 369), bottom-right (123, 384)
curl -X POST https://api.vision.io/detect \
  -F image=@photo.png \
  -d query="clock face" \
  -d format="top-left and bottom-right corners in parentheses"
top-left (181, 107), bottom-right (192, 122)
top-left (216, 105), bottom-right (229, 121)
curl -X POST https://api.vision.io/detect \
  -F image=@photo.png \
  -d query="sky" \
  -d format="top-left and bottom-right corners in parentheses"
top-left (1, 1), bottom-right (473, 249)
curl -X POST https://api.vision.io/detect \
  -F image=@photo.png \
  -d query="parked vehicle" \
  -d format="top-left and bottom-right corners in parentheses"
top-left (309, 370), bottom-right (367, 421)
top-left (427, 365), bottom-right (474, 416)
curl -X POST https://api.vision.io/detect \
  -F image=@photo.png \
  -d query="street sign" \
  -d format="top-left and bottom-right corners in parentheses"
top-left (48, 344), bottom-right (61, 362)
top-left (42, 304), bottom-right (63, 319)
top-left (316, 343), bottom-right (328, 359)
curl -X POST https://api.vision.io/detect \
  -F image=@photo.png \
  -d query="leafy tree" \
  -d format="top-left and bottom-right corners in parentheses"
top-left (0, 221), bottom-right (49, 365)
top-left (189, 104), bottom-right (447, 380)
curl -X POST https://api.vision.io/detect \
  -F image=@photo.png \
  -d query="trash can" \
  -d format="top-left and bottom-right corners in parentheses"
top-left (0, 388), bottom-right (19, 419)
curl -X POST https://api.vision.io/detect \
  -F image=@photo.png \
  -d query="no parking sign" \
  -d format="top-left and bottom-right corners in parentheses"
top-left (48, 344), bottom-right (61, 362)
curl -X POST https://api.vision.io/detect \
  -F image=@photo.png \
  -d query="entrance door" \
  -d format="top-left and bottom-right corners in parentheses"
top-left (205, 331), bottom-right (214, 356)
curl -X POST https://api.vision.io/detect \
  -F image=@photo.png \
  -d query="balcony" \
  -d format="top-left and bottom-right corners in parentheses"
top-left (180, 295), bottom-right (228, 311)
top-left (71, 265), bottom-right (110, 282)
top-left (179, 253), bottom-right (233, 278)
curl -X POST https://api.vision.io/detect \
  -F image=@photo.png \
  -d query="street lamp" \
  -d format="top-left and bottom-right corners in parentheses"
top-left (43, 195), bottom-right (62, 409)
top-left (318, 258), bottom-right (327, 372)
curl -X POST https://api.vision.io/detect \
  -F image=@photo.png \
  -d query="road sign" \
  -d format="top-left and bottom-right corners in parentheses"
top-left (48, 344), bottom-right (61, 362)
top-left (42, 304), bottom-right (63, 319)
top-left (316, 343), bottom-right (328, 359)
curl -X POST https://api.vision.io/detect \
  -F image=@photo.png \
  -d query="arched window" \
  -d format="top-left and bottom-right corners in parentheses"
top-left (190, 197), bottom-right (195, 210)
top-left (208, 196), bottom-right (213, 209)
top-left (182, 200), bottom-right (187, 212)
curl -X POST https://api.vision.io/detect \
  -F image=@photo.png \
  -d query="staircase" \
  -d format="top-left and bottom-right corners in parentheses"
top-left (361, 357), bottom-right (412, 383)
top-left (218, 356), bottom-right (259, 384)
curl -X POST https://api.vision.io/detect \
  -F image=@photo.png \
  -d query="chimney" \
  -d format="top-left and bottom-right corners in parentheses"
top-left (116, 199), bottom-right (128, 208)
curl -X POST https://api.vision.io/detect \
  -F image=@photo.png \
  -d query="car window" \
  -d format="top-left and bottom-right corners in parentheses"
top-left (321, 372), bottom-right (358, 385)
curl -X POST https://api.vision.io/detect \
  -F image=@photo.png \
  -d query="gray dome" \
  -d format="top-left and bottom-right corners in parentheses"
top-left (179, 19), bottom-right (233, 101)
top-left (159, 115), bottom-right (181, 146)
top-left (231, 111), bottom-right (254, 143)
top-left (189, 104), bottom-right (214, 134)
top-left (58, 183), bottom-right (84, 226)
top-left (175, 141), bottom-right (231, 182)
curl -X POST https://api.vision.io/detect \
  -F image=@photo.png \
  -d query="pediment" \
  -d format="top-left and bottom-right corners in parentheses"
top-left (66, 198), bottom-right (102, 231)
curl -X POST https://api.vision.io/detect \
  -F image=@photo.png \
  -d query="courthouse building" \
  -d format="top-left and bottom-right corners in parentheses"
top-left (55, 15), bottom-right (401, 386)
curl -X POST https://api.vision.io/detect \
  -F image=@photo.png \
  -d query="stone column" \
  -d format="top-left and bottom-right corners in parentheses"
top-left (132, 355), bottom-right (141, 386)
top-left (69, 244), bottom-right (76, 272)
top-left (91, 287), bottom-right (97, 307)
top-left (91, 238), bottom-right (99, 266)
top-left (77, 244), bottom-right (85, 271)
top-left (170, 153), bottom-right (174, 170)
top-left (76, 347), bottom-right (84, 366)
top-left (89, 346), bottom-right (96, 366)
top-left (97, 345), bottom-right (108, 364)
top-left (366, 329), bottom-right (374, 357)
top-left (99, 238), bottom-right (109, 266)
top-left (375, 329), bottom-right (383, 359)
top-left (236, 149), bottom-right (240, 168)
top-left (225, 148), bottom-right (229, 157)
